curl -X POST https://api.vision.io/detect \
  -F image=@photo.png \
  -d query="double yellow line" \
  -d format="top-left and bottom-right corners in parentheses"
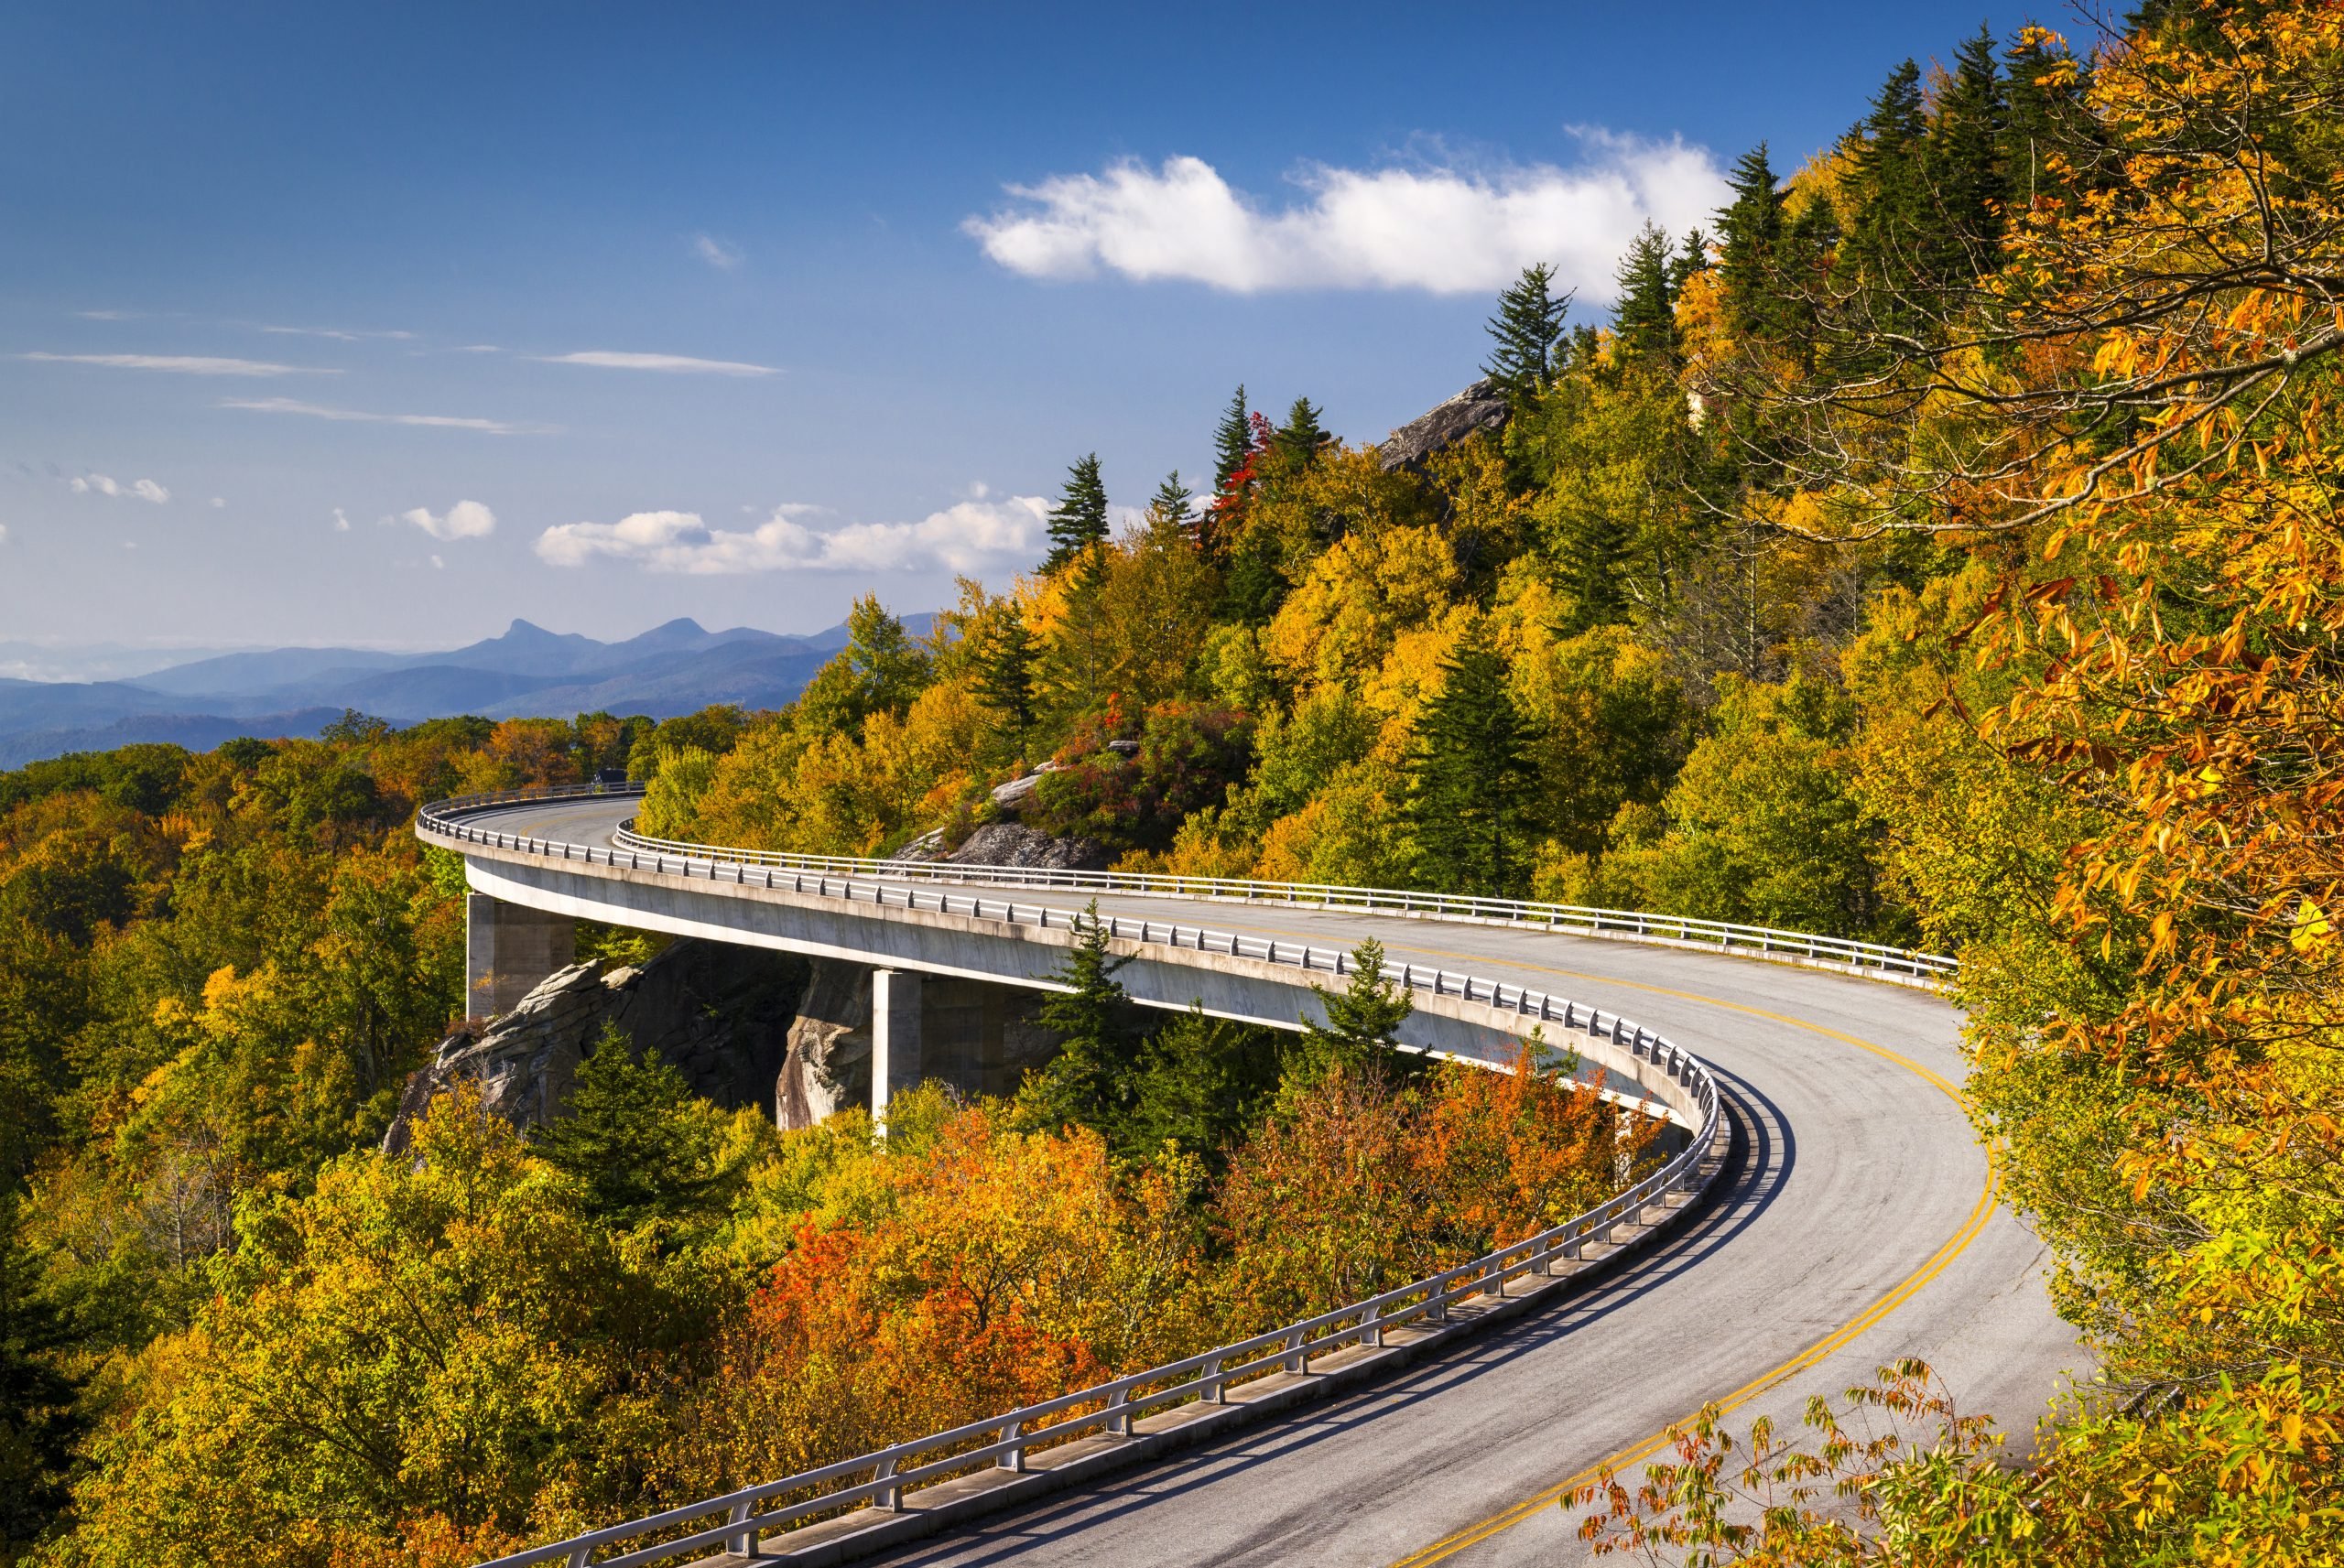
top-left (1204, 934), bottom-right (1990, 1568)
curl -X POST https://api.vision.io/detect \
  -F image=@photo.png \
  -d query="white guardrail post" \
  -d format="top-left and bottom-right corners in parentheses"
top-left (407, 783), bottom-right (1948, 1568)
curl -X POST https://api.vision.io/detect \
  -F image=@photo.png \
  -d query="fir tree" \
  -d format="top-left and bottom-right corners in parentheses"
top-left (1482, 262), bottom-right (1573, 401)
top-left (1211, 384), bottom-right (1252, 493)
top-left (1845, 59), bottom-right (1931, 298)
top-left (973, 604), bottom-right (1036, 736)
top-left (1044, 452), bottom-right (1111, 570)
top-left (1286, 939), bottom-right (1414, 1091)
top-left (1146, 470), bottom-right (1194, 531)
top-left (1019, 902), bottom-right (1145, 1133)
top-left (1271, 395), bottom-right (1330, 472)
top-left (1715, 144), bottom-right (1789, 338)
top-left (535, 1024), bottom-right (726, 1230)
top-left (1405, 625), bottom-right (1537, 897)
top-left (1612, 222), bottom-right (1679, 364)
top-left (1669, 227), bottom-right (1710, 297)
top-left (1928, 26), bottom-right (2008, 276)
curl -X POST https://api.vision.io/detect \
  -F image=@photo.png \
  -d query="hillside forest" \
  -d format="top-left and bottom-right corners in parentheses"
top-left (5, 3), bottom-right (2344, 1562)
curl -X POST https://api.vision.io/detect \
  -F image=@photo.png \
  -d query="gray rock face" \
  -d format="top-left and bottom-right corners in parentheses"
top-left (775, 958), bottom-right (873, 1130)
top-left (941, 821), bottom-right (1112, 872)
top-left (385, 937), bottom-right (811, 1153)
top-left (1377, 377), bottom-right (1511, 471)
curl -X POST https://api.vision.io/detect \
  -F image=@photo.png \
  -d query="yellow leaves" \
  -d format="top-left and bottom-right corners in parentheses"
top-left (1261, 524), bottom-right (1461, 689)
top-left (2289, 898), bottom-right (2333, 954)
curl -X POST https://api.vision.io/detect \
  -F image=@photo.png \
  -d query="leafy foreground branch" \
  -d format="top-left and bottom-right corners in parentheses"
top-left (1574, 1357), bottom-right (2341, 1566)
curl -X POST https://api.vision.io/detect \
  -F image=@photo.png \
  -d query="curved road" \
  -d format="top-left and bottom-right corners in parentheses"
top-left (457, 797), bottom-right (2081, 1567)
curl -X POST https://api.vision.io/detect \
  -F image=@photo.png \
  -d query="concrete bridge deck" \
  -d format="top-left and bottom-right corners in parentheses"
top-left (434, 794), bottom-right (2079, 1568)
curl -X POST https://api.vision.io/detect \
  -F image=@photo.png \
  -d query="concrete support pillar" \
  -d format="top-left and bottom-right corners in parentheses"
top-left (466, 893), bottom-right (576, 1023)
top-left (870, 968), bottom-right (924, 1130)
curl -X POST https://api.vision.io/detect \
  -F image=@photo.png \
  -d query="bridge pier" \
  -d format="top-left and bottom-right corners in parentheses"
top-left (870, 968), bottom-right (923, 1130)
top-left (466, 893), bottom-right (576, 1023)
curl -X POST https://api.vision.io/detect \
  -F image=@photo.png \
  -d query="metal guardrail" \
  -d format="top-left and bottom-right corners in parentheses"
top-left (420, 783), bottom-right (1955, 984)
top-left (404, 782), bottom-right (1879, 1567)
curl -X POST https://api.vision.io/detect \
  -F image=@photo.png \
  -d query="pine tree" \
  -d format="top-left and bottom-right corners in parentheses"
top-left (1044, 452), bottom-right (1111, 570)
top-left (1405, 626), bottom-right (1537, 897)
top-left (1211, 385), bottom-right (1252, 493)
top-left (973, 604), bottom-right (1036, 736)
top-left (1146, 470), bottom-right (1194, 531)
top-left (1019, 902), bottom-right (1145, 1134)
top-left (1612, 222), bottom-right (1679, 364)
top-left (1715, 144), bottom-right (1789, 338)
top-left (1482, 262), bottom-right (1573, 401)
top-left (1271, 396), bottom-right (1330, 472)
top-left (535, 1024), bottom-right (725, 1230)
top-left (1669, 227), bottom-right (1710, 297)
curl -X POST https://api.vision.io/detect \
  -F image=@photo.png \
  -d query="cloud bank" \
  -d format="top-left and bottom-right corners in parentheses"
top-left (536, 497), bottom-right (1045, 575)
top-left (537, 350), bottom-right (777, 376)
top-left (71, 473), bottom-right (169, 503)
top-left (964, 134), bottom-right (1728, 298)
top-left (399, 500), bottom-right (496, 541)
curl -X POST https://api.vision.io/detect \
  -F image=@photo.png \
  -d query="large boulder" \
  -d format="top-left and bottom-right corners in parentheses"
top-left (1377, 377), bottom-right (1512, 471)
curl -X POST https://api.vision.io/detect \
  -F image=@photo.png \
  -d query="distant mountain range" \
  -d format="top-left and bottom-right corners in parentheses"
top-left (0, 614), bottom-right (923, 768)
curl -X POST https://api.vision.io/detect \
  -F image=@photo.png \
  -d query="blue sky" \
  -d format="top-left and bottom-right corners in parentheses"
top-left (1, 2), bottom-right (2046, 655)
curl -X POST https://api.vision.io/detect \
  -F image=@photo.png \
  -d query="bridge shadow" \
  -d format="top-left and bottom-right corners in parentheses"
top-left (869, 1070), bottom-right (1795, 1566)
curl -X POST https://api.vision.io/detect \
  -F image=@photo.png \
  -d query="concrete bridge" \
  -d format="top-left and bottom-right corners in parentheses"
top-left (422, 786), bottom-right (2078, 1568)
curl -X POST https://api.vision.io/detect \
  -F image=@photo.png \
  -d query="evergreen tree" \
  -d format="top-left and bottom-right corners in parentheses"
top-left (1145, 470), bottom-right (1194, 530)
top-left (1669, 227), bottom-right (1710, 297)
top-left (1715, 144), bottom-right (1789, 338)
top-left (1612, 222), bottom-right (1679, 364)
top-left (1405, 626), bottom-right (1537, 897)
top-left (1270, 395), bottom-right (1330, 472)
top-left (1211, 384), bottom-right (1253, 494)
top-left (1928, 26), bottom-right (2008, 276)
top-left (1123, 1008), bottom-right (1287, 1167)
top-left (0, 1195), bottom-right (80, 1551)
top-left (1019, 902), bottom-right (1145, 1133)
top-left (1844, 59), bottom-right (1931, 298)
top-left (973, 604), bottom-right (1036, 736)
top-left (1044, 452), bottom-right (1111, 570)
top-left (2002, 27), bottom-right (2092, 214)
top-left (536, 1024), bottom-right (726, 1231)
top-left (1286, 939), bottom-right (1414, 1090)
top-left (1482, 262), bottom-right (1573, 401)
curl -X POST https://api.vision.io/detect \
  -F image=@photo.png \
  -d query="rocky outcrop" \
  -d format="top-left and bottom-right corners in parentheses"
top-left (385, 938), bottom-right (812, 1153)
top-left (1377, 377), bottom-right (1511, 471)
top-left (943, 821), bottom-right (1111, 871)
top-left (775, 958), bottom-right (873, 1130)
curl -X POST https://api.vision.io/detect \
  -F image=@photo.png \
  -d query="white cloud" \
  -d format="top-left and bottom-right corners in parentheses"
top-left (222, 397), bottom-right (554, 435)
top-left (430, 554), bottom-right (445, 569)
top-left (536, 496), bottom-right (1046, 576)
top-left (963, 134), bottom-right (1728, 298)
top-left (692, 233), bottom-right (744, 270)
top-left (210, 496), bottom-right (226, 508)
top-left (397, 500), bottom-right (496, 541)
top-left (0, 524), bottom-right (8, 543)
top-left (22, 351), bottom-right (327, 375)
top-left (77, 309), bottom-right (135, 320)
top-left (536, 350), bottom-right (778, 376)
top-left (257, 324), bottom-right (416, 341)
top-left (70, 473), bottom-right (169, 503)
top-left (332, 508), bottom-right (353, 532)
